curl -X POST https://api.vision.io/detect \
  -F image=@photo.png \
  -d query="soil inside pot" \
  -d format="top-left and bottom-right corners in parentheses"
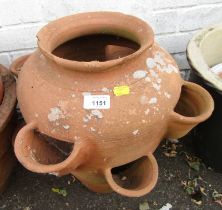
top-left (52, 34), bottom-right (140, 62)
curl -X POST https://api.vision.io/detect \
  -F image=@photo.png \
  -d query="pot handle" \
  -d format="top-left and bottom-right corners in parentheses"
top-left (9, 54), bottom-right (30, 77)
top-left (104, 153), bottom-right (158, 197)
top-left (14, 123), bottom-right (91, 176)
top-left (167, 81), bottom-right (214, 139)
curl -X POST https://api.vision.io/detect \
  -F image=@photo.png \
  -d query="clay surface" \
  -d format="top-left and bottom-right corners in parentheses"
top-left (14, 12), bottom-right (214, 197)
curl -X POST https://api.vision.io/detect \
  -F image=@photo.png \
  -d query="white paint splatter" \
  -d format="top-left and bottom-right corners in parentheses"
top-left (133, 70), bottom-right (147, 79)
top-left (159, 203), bottom-right (172, 210)
top-left (149, 97), bottom-right (157, 104)
top-left (163, 64), bottom-right (179, 74)
top-left (157, 78), bottom-right (162, 84)
top-left (91, 110), bottom-right (103, 119)
top-left (168, 64), bottom-right (178, 73)
top-left (74, 136), bottom-right (80, 140)
top-left (140, 95), bottom-right (149, 105)
top-left (82, 92), bottom-right (91, 96)
top-left (150, 69), bottom-right (159, 78)
top-left (48, 107), bottom-right (63, 122)
top-left (145, 108), bottom-right (150, 115)
top-left (152, 83), bottom-right (161, 91)
top-left (154, 107), bottom-right (159, 111)
top-left (164, 91), bottom-right (171, 99)
top-left (102, 87), bottom-right (109, 93)
top-left (146, 58), bottom-right (156, 69)
top-left (145, 76), bottom-right (151, 82)
top-left (49, 172), bottom-right (59, 177)
top-left (86, 114), bottom-right (92, 120)
top-left (71, 94), bottom-right (76, 98)
top-left (133, 129), bottom-right (139, 135)
top-left (154, 53), bottom-right (165, 66)
top-left (63, 125), bottom-right (70, 130)
top-left (90, 127), bottom-right (96, 132)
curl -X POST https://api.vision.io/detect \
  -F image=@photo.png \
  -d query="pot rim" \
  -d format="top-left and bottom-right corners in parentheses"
top-left (187, 24), bottom-right (222, 92)
top-left (37, 11), bottom-right (154, 72)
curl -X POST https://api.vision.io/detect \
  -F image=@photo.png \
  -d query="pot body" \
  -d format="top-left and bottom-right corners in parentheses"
top-left (14, 12), bottom-right (214, 197)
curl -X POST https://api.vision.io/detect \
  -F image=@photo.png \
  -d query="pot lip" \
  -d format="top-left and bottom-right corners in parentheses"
top-left (187, 24), bottom-right (222, 92)
top-left (14, 122), bottom-right (84, 174)
top-left (37, 11), bottom-right (154, 72)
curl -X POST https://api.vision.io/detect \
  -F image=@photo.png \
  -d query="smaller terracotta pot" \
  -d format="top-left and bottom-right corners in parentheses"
top-left (0, 64), bottom-right (17, 193)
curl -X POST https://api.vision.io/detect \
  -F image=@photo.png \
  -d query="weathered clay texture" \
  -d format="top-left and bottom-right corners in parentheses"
top-left (13, 12), bottom-right (214, 197)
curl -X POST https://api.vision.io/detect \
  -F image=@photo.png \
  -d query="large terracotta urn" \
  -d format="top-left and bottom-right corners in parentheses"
top-left (0, 64), bottom-right (17, 192)
top-left (13, 12), bottom-right (214, 197)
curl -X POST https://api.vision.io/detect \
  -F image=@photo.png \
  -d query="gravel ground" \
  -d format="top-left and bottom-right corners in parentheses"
top-left (0, 135), bottom-right (222, 210)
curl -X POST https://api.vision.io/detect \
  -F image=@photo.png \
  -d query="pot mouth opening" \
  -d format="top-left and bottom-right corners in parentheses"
top-left (37, 12), bottom-right (154, 72)
top-left (174, 85), bottom-right (201, 117)
top-left (24, 130), bottom-right (74, 166)
top-left (173, 82), bottom-right (213, 120)
top-left (110, 156), bottom-right (155, 191)
top-left (52, 34), bottom-right (140, 62)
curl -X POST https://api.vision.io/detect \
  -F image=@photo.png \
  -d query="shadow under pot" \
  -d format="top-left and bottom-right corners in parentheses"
top-left (187, 24), bottom-right (222, 173)
top-left (0, 65), bottom-right (17, 193)
top-left (13, 12), bottom-right (213, 197)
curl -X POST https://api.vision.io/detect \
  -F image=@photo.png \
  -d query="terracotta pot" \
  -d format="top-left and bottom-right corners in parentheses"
top-left (0, 65), bottom-right (17, 193)
top-left (187, 25), bottom-right (222, 172)
top-left (14, 12), bottom-right (214, 197)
